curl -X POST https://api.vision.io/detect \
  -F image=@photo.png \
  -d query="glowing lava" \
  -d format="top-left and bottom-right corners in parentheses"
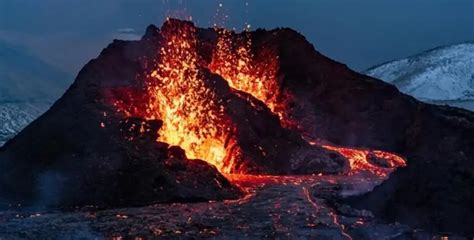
top-left (207, 27), bottom-right (406, 177)
top-left (146, 21), bottom-right (230, 170)
top-left (320, 144), bottom-right (406, 177)
top-left (208, 29), bottom-right (295, 127)
top-left (111, 20), bottom-right (233, 171)
top-left (112, 19), bottom-right (406, 176)
top-left (209, 29), bottom-right (278, 111)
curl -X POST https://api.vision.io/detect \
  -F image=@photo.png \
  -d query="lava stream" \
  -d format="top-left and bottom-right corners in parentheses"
top-left (320, 144), bottom-right (406, 177)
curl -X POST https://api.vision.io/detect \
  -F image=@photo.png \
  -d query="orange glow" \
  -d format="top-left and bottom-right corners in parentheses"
top-left (208, 27), bottom-right (406, 177)
top-left (108, 20), bottom-right (234, 172)
top-left (111, 19), bottom-right (406, 177)
top-left (320, 144), bottom-right (406, 177)
top-left (146, 21), bottom-right (230, 171)
top-left (209, 29), bottom-right (293, 125)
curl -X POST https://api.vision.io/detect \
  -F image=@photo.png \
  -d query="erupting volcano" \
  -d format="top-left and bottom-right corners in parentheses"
top-left (109, 19), bottom-right (406, 177)
top-left (1, 18), bottom-right (473, 237)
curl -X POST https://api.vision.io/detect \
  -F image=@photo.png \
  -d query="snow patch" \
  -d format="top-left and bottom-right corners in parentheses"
top-left (365, 42), bottom-right (474, 105)
top-left (0, 102), bottom-right (50, 146)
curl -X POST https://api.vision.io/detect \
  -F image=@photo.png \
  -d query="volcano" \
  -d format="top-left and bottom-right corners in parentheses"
top-left (0, 19), bottom-right (472, 235)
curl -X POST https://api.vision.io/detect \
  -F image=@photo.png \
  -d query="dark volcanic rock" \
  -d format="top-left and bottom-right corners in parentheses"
top-left (345, 106), bottom-right (474, 236)
top-left (242, 27), bottom-right (474, 235)
top-left (201, 71), bottom-right (347, 175)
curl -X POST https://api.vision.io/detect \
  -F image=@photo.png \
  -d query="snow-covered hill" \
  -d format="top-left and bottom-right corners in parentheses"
top-left (365, 42), bottom-right (474, 111)
top-left (0, 41), bottom-right (70, 146)
top-left (0, 103), bottom-right (51, 146)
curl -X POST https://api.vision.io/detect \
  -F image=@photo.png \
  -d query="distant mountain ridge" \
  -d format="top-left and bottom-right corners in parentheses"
top-left (365, 42), bottom-right (474, 111)
top-left (0, 40), bottom-right (70, 102)
top-left (0, 41), bottom-right (71, 146)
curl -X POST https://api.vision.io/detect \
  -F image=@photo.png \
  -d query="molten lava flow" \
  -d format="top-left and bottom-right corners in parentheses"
top-left (320, 144), bottom-right (406, 177)
top-left (143, 21), bottom-right (230, 171)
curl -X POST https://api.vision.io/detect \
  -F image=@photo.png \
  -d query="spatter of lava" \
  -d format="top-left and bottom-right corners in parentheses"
top-left (113, 19), bottom-right (405, 177)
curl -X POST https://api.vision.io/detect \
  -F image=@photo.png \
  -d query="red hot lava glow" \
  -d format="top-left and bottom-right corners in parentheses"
top-left (113, 19), bottom-right (406, 177)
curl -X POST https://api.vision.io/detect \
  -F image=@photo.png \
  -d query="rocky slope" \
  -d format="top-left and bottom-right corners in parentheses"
top-left (365, 42), bottom-right (474, 111)
top-left (268, 34), bottom-right (474, 235)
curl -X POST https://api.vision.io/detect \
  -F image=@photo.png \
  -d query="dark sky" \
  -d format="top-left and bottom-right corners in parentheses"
top-left (1, 0), bottom-right (473, 77)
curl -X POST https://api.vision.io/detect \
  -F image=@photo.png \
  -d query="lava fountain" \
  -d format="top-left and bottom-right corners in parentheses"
top-left (145, 21), bottom-right (229, 170)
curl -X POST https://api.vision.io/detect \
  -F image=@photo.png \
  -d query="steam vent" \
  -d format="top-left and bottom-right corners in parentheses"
top-left (0, 19), bottom-right (473, 235)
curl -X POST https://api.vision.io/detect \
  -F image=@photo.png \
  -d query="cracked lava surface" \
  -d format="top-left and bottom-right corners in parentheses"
top-left (0, 174), bottom-right (456, 239)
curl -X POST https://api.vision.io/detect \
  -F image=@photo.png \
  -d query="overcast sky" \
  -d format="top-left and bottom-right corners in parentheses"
top-left (0, 0), bottom-right (473, 79)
